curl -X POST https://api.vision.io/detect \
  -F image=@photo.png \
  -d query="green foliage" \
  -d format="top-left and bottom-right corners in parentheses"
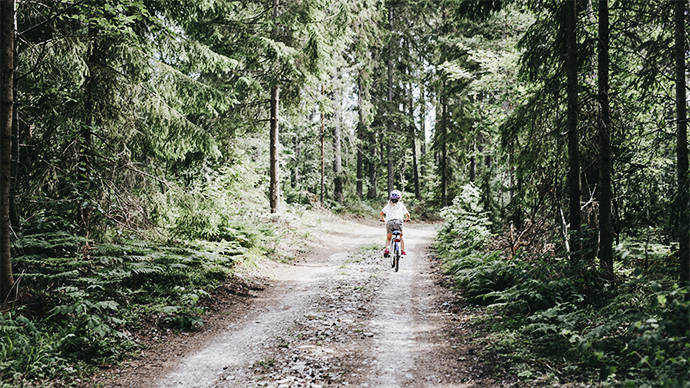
top-left (2, 226), bottom-right (263, 385)
top-left (0, 312), bottom-right (69, 383)
top-left (438, 183), bottom-right (493, 256)
top-left (437, 184), bottom-right (690, 387)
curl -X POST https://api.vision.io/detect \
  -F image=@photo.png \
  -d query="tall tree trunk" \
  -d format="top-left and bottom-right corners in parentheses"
top-left (598, 0), bottom-right (613, 277)
top-left (292, 133), bottom-right (300, 188)
top-left (80, 24), bottom-right (98, 232)
top-left (356, 77), bottom-right (365, 198)
top-left (387, 143), bottom-right (394, 193)
top-left (269, 0), bottom-right (281, 215)
top-left (565, 0), bottom-right (581, 259)
top-left (420, 83), bottom-right (426, 184)
top-left (320, 86), bottom-right (325, 204)
top-left (333, 91), bottom-right (344, 203)
top-left (269, 85), bottom-right (281, 214)
top-left (0, 0), bottom-right (16, 301)
top-left (675, 0), bottom-right (689, 285)
top-left (386, 4), bottom-right (394, 194)
top-left (441, 84), bottom-right (448, 208)
top-left (356, 145), bottom-right (363, 198)
top-left (9, 7), bottom-right (17, 229)
top-left (409, 83), bottom-right (421, 200)
top-left (367, 130), bottom-right (377, 199)
top-left (470, 141), bottom-right (477, 183)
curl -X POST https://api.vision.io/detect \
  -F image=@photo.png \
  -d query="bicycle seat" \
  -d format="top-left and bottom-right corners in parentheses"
top-left (392, 231), bottom-right (401, 236)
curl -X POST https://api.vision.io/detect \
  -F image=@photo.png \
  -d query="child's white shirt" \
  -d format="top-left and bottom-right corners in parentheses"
top-left (381, 202), bottom-right (409, 222)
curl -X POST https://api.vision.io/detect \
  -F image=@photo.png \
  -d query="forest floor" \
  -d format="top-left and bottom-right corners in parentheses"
top-left (86, 218), bottom-right (518, 388)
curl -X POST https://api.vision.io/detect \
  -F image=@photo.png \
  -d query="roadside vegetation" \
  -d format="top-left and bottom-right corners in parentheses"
top-left (0, 175), bottom-right (305, 386)
top-left (437, 184), bottom-right (689, 387)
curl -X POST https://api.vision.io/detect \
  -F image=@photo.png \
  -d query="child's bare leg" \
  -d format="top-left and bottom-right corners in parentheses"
top-left (401, 232), bottom-right (405, 251)
top-left (386, 232), bottom-right (393, 249)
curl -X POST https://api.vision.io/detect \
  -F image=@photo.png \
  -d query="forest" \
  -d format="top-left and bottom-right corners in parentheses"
top-left (0, 0), bottom-right (688, 387)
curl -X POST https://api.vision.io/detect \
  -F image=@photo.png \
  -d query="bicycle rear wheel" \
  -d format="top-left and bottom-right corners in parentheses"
top-left (394, 243), bottom-right (400, 272)
top-left (390, 247), bottom-right (395, 268)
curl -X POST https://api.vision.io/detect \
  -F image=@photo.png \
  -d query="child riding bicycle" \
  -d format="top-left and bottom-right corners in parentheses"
top-left (380, 190), bottom-right (410, 257)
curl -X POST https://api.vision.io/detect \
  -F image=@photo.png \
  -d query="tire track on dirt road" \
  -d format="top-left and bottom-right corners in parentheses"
top-left (154, 221), bottom-right (384, 388)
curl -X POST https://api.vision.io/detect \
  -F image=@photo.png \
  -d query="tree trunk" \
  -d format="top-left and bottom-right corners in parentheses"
top-left (470, 141), bottom-right (477, 183)
top-left (598, 0), bottom-right (613, 277)
top-left (269, 0), bottom-right (281, 215)
top-left (410, 83), bottom-right (421, 200)
top-left (356, 77), bottom-right (365, 198)
top-left (565, 0), bottom-right (581, 258)
top-left (420, 83), bottom-right (426, 184)
top-left (675, 0), bottom-right (689, 285)
top-left (441, 83), bottom-right (448, 208)
top-left (269, 85), bottom-right (281, 214)
top-left (9, 7), bottom-right (17, 229)
top-left (356, 145), bottom-right (363, 198)
top-left (386, 4), bottom-right (394, 195)
top-left (80, 23), bottom-right (97, 232)
top-left (0, 0), bottom-right (16, 301)
top-left (320, 86), bottom-right (325, 204)
top-left (387, 143), bottom-right (394, 193)
top-left (367, 130), bottom-right (377, 199)
top-left (292, 133), bottom-right (301, 188)
top-left (333, 92), bottom-right (344, 203)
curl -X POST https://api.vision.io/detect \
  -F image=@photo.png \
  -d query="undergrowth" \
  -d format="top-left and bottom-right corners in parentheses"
top-left (0, 221), bottom-right (269, 386)
top-left (437, 184), bottom-right (690, 388)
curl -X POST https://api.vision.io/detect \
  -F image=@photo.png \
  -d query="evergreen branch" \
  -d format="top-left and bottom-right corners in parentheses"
top-left (18, 0), bottom-right (88, 36)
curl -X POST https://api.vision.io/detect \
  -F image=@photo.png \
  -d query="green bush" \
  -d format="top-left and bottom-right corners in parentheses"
top-left (4, 227), bottom-right (258, 385)
top-left (436, 184), bottom-right (690, 387)
top-left (0, 312), bottom-right (69, 383)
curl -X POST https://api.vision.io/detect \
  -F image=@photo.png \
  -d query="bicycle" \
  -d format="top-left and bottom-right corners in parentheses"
top-left (381, 219), bottom-right (408, 272)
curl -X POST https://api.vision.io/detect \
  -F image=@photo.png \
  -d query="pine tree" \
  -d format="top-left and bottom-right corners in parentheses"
top-left (0, 0), bottom-right (15, 301)
top-left (597, 0), bottom-right (613, 277)
top-left (674, 0), bottom-right (689, 285)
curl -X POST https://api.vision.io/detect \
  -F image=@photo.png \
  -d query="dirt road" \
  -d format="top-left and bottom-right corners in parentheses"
top-left (98, 220), bottom-right (505, 388)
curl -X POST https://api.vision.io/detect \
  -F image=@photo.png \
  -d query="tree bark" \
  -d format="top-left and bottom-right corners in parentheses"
top-left (367, 130), bottom-right (377, 199)
top-left (333, 91), bottom-right (344, 203)
top-left (356, 77), bottom-right (365, 198)
top-left (80, 23), bottom-right (98, 232)
top-left (269, 0), bottom-right (281, 215)
top-left (674, 0), bottom-right (689, 284)
top-left (320, 85), bottom-right (325, 203)
top-left (598, 0), bottom-right (613, 277)
top-left (269, 85), bottom-right (281, 214)
top-left (386, 4), bottom-right (394, 195)
top-left (565, 0), bottom-right (581, 258)
top-left (420, 83), bottom-right (426, 184)
top-left (292, 133), bottom-right (300, 188)
top-left (387, 143), bottom-right (394, 193)
top-left (441, 83), bottom-right (448, 208)
top-left (0, 0), bottom-right (16, 301)
top-left (9, 5), bottom-right (17, 229)
top-left (409, 83), bottom-right (421, 200)
top-left (470, 141), bottom-right (477, 183)
top-left (356, 145), bottom-right (363, 198)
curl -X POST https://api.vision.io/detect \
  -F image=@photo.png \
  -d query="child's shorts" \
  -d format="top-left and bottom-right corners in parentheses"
top-left (386, 219), bottom-right (403, 234)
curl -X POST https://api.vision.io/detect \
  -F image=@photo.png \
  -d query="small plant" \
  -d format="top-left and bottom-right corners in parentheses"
top-left (255, 357), bottom-right (275, 369)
